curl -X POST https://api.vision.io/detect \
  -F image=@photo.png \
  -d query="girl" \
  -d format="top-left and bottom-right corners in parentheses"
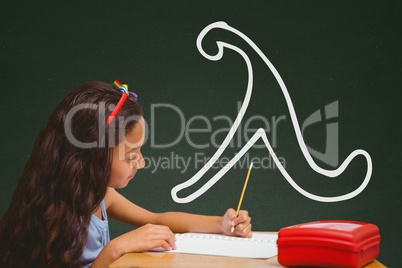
top-left (0, 81), bottom-right (252, 267)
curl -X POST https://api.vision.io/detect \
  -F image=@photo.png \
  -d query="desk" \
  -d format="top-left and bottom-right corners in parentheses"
top-left (109, 232), bottom-right (386, 268)
top-left (110, 253), bottom-right (385, 268)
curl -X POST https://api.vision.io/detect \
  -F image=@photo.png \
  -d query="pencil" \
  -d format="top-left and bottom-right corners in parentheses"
top-left (231, 162), bottom-right (253, 233)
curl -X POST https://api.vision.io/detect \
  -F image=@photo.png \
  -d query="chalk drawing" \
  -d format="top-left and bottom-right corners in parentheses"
top-left (171, 22), bottom-right (372, 203)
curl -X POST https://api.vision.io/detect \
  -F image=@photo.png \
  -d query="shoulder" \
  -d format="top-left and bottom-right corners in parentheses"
top-left (103, 187), bottom-right (121, 210)
top-left (103, 187), bottom-right (114, 210)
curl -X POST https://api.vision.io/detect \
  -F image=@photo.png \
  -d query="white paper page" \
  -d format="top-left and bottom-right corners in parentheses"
top-left (152, 232), bottom-right (278, 259)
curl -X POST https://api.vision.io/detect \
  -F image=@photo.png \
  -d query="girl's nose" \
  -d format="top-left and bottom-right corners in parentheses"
top-left (136, 151), bottom-right (145, 170)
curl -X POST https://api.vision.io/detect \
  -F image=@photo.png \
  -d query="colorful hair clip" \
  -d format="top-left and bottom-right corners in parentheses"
top-left (114, 80), bottom-right (129, 94)
top-left (107, 80), bottom-right (138, 125)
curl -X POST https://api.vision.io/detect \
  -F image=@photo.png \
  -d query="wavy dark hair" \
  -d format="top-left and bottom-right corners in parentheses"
top-left (0, 81), bottom-right (143, 267)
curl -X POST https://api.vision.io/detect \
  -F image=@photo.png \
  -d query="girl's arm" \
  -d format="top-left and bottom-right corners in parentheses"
top-left (90, 223), bottom-right (176, 268)
top-left (91, 188), bottom-right (252, 267)
top-left (105, 187), bottom-right (252, 236)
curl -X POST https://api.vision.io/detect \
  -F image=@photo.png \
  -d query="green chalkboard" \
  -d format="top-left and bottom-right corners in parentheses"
top-left (1, 1), bottom-right (401, 266)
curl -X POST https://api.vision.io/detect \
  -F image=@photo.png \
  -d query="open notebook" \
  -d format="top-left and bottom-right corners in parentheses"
top-left (152, 232), bottom-right (278, 259)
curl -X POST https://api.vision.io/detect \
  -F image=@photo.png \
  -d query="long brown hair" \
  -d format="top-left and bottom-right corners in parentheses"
top-left (0, 81), bottom-right (143, 267)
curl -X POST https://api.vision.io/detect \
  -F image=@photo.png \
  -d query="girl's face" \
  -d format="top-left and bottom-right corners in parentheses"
top-left (109, 117), bottom-right (145, 188)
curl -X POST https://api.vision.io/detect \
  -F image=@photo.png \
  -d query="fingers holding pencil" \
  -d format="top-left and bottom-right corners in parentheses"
top-left (222, 209), bottom-right (252, 237)
top-left (227, 162), bottom-right (253, 237)
top-left (232, 210), bottom-right (252, 237)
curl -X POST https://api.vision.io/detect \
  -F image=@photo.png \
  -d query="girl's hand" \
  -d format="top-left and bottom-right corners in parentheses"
top-left (221, 208), bottom-right (252, 237)
top-left (112, 223), bottom-right (176, 255)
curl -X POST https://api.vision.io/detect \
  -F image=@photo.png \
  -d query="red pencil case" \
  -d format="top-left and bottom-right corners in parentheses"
top-left (277, 220), bottom-right (380, 268)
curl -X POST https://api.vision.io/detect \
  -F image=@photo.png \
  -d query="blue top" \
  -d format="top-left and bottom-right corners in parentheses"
top-left (80, 200), bottom-right (110, 268)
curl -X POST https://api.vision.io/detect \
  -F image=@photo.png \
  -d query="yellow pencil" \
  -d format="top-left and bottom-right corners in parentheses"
top-left (231, 162), bottom-right (253, 233)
